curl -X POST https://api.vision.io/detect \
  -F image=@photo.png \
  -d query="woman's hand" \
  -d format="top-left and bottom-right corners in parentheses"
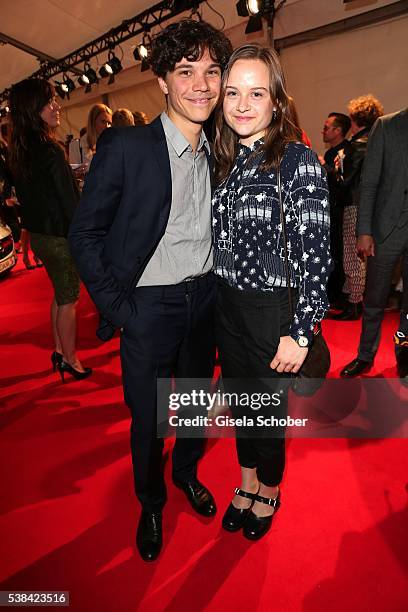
top-left (270, 336), bottom-right (309, 373)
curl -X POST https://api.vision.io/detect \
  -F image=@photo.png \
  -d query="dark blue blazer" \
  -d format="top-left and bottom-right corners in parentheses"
top-left (69, 116), bottom-right (173, 340)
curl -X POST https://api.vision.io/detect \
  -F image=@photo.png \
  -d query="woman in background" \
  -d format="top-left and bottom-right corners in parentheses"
top-left (83, 103), bottom-right (112, 164)
top-left (213, 45), bottom-right (331, 540)
top-left (9, 78), bottom-right (91, 381)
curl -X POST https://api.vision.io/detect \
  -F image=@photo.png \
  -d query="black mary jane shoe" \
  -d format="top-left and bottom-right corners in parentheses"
top-left (136, 510), bottom-right (162, 562)
top-left (222, 487), bottom-right (257, 532)
top-left (51, 351), bottom-right (63, 373)
top-left (243, 491), bottom-right (281, 541)
top-left (173, 478), bottom-right (217, 517)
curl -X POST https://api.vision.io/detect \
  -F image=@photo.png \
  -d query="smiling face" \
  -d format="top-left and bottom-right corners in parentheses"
top-left (158, 48), bottom-right (222, 133)
top-left (223, 58), bottom-right (274, 146)
top-left (40, 96), bottom-right (61, 129)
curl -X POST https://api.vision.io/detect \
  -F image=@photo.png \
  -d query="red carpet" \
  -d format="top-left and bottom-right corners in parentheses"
top-left (1, 258), bottom-right (407, 611)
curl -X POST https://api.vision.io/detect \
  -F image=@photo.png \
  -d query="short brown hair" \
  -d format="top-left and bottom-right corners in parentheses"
top-left (112, 108), bottom-right (135, 127)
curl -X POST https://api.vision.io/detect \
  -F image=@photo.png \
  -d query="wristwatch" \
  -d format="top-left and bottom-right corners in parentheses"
top-left (296, 335), bottom-right (309, 348)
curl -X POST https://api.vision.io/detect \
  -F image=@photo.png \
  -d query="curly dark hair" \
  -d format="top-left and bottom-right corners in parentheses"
top-left (150, 19), bottom-right (232, 78)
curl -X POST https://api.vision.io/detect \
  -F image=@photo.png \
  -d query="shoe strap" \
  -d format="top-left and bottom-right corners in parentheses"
top-left (234, 487), bottom-right (257, 500)
top-left (254, 492), bottom-right (281, 508)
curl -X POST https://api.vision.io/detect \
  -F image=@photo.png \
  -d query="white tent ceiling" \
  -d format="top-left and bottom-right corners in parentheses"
top-left (0, 0), bottom-right (402, 96)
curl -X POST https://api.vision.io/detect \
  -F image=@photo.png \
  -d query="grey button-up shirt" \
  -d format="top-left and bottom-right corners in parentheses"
top-left (137, 112), bottom-right (213, 286)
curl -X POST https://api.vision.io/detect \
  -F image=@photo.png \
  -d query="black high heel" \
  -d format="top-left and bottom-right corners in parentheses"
top-left (51, 351), bottom-right (63, 372)
top-left (222, 488), bottom-right (258, 532)
top-left (57, 360), bottom-right (92, 382)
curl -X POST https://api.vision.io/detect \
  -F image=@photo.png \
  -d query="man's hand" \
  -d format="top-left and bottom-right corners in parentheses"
top-left (357, 234), bottom-right (375, 259)
top-left (270, 336), bottom-right (309, 374)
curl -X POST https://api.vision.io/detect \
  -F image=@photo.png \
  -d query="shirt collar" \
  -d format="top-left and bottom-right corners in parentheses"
top-left (161, 111), bottom-right (209, 157)
top-left (238, 137), bottom-right (264, 155)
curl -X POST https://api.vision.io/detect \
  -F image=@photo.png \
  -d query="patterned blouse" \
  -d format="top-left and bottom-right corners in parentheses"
top-left (212, 140), bottom-right (332, 343)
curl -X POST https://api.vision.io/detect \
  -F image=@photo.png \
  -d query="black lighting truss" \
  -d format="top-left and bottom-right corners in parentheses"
top-left (0, 0), bottom-right (204, 105)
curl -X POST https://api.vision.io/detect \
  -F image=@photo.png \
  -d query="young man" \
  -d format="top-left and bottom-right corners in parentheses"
top-left (69, 20), bottom-right (232, 561)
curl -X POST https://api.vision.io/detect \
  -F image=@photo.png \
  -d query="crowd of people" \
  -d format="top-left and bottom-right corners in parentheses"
top-left (0, 17), bottom-right (407, 563)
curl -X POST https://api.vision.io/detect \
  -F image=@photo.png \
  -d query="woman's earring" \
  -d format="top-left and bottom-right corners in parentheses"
top-left (272, 109), bottom-right (278, 122)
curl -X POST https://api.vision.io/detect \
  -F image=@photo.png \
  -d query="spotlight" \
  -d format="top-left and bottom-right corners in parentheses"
top-left (99, 62), bottom-right (113, 79)
top-left (84, 64), bottom-right (98, 84)
top-left (0, 107), bottom-right (9, 119)
top-left (133, 42), bottom-right (149, 62)
top-left (133, 34), bottom-right (151, 72)
top-left (99, 51), bottom-right (122, 84)
top-left (55, 81), bottom-right (69, 99)
top-left (78, 74), bottom-right (90, 87)
top-left (79, 64), bottom-right (98, 93)
top-left (236, 0), bottom-right (263, 16)
top-left (63, 74), bottom-right (75, 93)
top-left (236, 0), bottom-right (274, 34)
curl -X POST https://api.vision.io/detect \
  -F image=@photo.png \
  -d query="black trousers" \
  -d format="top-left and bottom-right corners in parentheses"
top-left (120, 273), bottom-right (216, 512)
top-left (358, 212), bottom-right (408, 361)
top-left (216, 281), bottom-right (293, 487)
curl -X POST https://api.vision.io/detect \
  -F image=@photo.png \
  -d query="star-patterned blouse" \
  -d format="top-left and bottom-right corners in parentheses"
top-left (212, 140), bottom-right (332, 343)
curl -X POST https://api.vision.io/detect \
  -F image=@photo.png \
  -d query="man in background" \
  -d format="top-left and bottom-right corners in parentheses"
top-left (341, 107), bottom-right (408, 382)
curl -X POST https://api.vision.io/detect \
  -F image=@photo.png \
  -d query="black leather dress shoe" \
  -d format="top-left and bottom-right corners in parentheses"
top-left (332, 302), bottom-right (362, 321)
top-left (243, 491), bottom-right (281, 541)
top-left (340, 358), bottom-right (372, 378)
top-left (173, 479), bottom-right (216, 517)
top-left (222, 488), bottom-right (257, 532)
top-left (136, 511), bottom-right (162, 562)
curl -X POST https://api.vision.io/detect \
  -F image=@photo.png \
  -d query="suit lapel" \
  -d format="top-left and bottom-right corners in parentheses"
top-left (150, 116), bottom-right (172, 199)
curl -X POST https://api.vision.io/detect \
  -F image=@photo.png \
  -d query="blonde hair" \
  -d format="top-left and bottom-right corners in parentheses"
top-left (347, 94), bottom-right (384, 129)
top-left (86, 103), bottom-right (112, 151)
top-left (112, 108), bottom-right (135, 127)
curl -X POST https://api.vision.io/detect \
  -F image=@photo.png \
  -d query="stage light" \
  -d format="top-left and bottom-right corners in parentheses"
top-left (99, 62), bottom-right (113, 78)
top-left (133, 43), bottom-right (149, 61)
top-left (55, 81), bottom-right (69, 99)
top-left (236, 0), bottom-right (263, 17)
top-left (133, 34), bottom-right (151, 72)
top-left (99, 51), bottom-right (122, 84)
top-left (62, 74), bottom-right (75, 93)
top-left (79, 64), bottom-right (99, 93)
top-left (84, 65), bottom-right (98, 84)
top-left (77, 74), bottom-right (90, 87)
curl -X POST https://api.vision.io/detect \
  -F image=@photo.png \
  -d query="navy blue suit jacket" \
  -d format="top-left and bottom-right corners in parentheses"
top-left (69, 116), bottom-right (173, 340)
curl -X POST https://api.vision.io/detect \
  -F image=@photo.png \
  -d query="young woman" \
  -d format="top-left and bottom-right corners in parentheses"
top-left (213, 45), bottom-right (331, 540)
top-left (9, 78), bottom-right (91, 381)
top-left (83, 103), bottom-right (112, 162)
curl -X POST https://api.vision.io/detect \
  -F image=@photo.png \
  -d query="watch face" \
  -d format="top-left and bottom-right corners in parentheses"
top-left (298, 336), bottom-right (309, 347)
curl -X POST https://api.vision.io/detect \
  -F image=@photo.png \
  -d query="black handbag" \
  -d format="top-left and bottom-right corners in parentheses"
top-left (277, 168), bottom-right (331, 396)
